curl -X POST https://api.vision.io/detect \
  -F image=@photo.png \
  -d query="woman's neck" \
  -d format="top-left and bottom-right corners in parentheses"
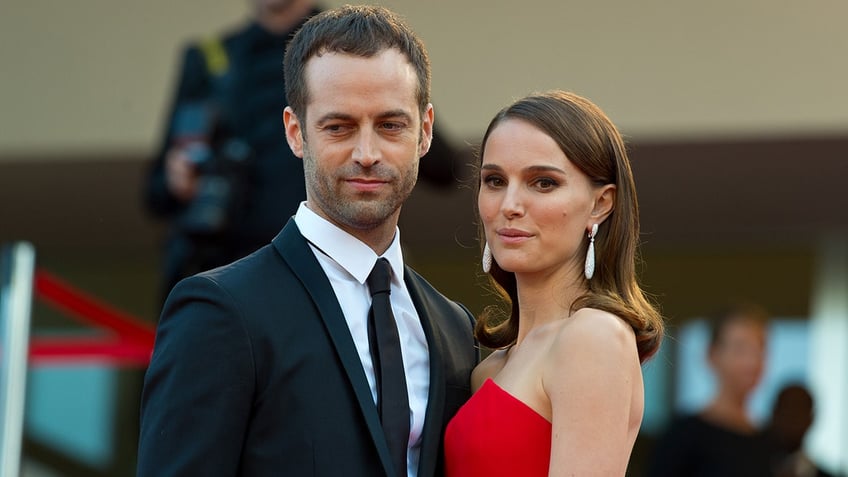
top-left (702, 388), bottom-right (756, 433)
top-left (514, 268), bottom-right (586, 344)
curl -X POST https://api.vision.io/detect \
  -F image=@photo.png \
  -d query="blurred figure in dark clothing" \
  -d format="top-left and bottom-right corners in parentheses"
top-left (144, 0), bottom-right (460, 304)
top-left (765, 383), bottom-right (835, 477)
top-left (646, 302), bottom-right (773, 477)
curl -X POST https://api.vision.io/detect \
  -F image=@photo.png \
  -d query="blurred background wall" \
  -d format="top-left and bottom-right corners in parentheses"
top-left (1, 0), bottom-right (846, 475)
top-left (3, 0), bottom-right (847, 154)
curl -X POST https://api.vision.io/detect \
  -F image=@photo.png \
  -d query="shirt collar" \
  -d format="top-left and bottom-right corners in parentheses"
top-left (294, 202), bottom-right (405, 286)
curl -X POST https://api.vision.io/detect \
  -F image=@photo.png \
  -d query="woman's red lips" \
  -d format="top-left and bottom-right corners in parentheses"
top-left (496, 228), bottom-right (533, 244)
top-left (497, 227), bottom-right (532, 237)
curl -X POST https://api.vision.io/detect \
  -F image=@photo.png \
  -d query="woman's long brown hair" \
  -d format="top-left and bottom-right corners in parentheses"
top-left (475, 91), bottom-right (663, 363)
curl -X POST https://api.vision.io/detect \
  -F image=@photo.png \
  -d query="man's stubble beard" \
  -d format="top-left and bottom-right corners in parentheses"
top-left (302, 143), bottom-right (419, 232)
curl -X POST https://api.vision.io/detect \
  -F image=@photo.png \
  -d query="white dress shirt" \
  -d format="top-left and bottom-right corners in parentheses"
top-left (294, 203), bottom-right (430, 477)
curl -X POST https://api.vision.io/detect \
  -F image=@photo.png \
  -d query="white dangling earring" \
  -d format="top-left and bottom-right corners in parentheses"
top-left (584, 224), bottom-right (598, 280)
top-left (482, 242), bottom-right (492, 273)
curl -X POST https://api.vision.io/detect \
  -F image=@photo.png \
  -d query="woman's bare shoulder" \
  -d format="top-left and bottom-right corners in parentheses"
top-left (544, 307), bottom-right (639, 379)
top-left (471, 348), bottom-right (508, 391)
top-left (558, 307), bottom-right (636, 350)
top-left (542, 314), bottom-right (642, 474)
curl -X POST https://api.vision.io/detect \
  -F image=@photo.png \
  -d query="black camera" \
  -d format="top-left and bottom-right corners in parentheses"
top-left (171, 102), bottom-right (253, 237)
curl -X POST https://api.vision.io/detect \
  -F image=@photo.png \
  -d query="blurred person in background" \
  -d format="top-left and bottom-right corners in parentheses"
top-left (144, 0), bottom-right (459, 304)
top-left (144, 0), bottom-right (318, 303)
top-left (646, 302), bottom-right (772, 477)
top-left (764, 383), bottom-right (835, 477)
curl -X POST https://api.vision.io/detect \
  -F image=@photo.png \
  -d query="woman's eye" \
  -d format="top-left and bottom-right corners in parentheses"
top-left (482, 175), bottom-right (505, 187)
top-left (535, 178), bottom-right (558, 190)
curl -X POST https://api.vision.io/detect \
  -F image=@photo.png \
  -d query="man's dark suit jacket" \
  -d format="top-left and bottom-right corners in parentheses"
top-left (138, 220), bottom-right (477, 477)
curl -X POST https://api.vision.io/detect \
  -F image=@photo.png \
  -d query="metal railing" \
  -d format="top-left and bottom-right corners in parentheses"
top-left (0, 242), bottom-right (36, 477)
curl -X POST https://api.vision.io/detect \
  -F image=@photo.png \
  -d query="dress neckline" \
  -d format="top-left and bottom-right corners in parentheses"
top-left (483, 378), bottom-right (552, 424)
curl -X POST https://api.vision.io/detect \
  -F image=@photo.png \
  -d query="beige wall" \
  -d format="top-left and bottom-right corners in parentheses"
top-left (2, 0), bottom-right (846, 158)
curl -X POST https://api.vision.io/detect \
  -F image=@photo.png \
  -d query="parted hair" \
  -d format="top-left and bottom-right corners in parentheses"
top-left (284, 4), bottom-right (431, 120)
top-left (475, 90), bottom-right (664, 363)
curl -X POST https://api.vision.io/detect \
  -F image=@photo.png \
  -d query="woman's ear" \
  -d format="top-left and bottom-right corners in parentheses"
top-left (590, 184), bottom-right (616, 225)
top-left (283, 106), bottom-right (304, 158)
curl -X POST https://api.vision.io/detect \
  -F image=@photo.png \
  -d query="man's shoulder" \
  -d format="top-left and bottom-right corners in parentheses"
top-left (216, 21), bottom-right (255, 45)
top-left (181, 22), bottom-right (251, 66)
top-left (197, 243), bottom-right (286, 285)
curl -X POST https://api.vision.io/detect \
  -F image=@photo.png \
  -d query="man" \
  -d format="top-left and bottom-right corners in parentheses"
top-left (137, 5), bottom-right (477, 477)
top-left (764, 384), bottom-right (835, 477)
top-left (144, 0), bottom-right (460, 303)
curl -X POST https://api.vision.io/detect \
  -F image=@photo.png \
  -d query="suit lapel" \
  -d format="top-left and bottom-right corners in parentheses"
top-left (273, 220), bottom-right (395, 477)
top-left (405, 268), bottom-right (447, 477)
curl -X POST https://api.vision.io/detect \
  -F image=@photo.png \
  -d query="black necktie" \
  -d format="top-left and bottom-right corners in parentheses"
top-left (367, 257), bottom-right (409, 477)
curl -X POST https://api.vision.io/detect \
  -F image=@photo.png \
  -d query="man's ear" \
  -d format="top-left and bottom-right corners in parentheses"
top-left (418, 103), bottom-right (434, 158)
top-left (283, 106), bottom-right (304, 158)
top-left (590, 184), bottom-right (616, 225)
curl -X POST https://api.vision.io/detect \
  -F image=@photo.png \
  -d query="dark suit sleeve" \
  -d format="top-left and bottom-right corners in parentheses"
top-left (138, 275), bottom-right (255, 477)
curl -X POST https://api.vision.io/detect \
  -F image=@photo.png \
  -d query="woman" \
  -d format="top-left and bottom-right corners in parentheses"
top-left (445, 90), bottom-right (664, 476)
top-left (646, 303), bottom-right (772, 477)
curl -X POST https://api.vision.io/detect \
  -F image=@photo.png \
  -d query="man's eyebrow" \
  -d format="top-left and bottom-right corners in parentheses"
top-left (314, 112), bottom-right (354, 125)
top-left (314, 110), bottom-right (415, 125)
top-left (377, 109), bottom-right (414, 122)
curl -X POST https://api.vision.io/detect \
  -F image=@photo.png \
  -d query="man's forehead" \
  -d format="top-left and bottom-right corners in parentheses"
top-left (305, 45), bottom-right (418, 77)
top-left (301, 50), bottom-right (419, 109)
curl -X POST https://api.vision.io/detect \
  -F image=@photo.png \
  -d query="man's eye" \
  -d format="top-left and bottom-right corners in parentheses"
top-left (321, 124), bottom-right (353, 135)
top-left (381, 122), bottom-right (404, 131)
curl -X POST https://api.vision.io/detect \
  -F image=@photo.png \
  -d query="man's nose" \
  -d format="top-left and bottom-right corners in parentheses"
top-left (352, 128), bottom-right (380, 167)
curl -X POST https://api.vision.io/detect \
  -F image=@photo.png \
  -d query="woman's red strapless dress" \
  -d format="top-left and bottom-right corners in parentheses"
top-left (444, 378), bottom-right (552, 477)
